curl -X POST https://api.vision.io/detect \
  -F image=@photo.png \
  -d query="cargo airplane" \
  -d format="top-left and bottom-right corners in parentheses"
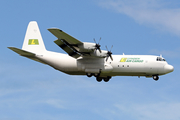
top-left (8, 21), bottom-right (174, 82)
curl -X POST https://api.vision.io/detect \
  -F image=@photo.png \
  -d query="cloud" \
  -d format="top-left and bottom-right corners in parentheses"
top-left (43, 99), bottom-right (66, 109)
top-left (98, 0), bottom-right (180, 36)
top-left (115, 102), bottom-right (180, 120)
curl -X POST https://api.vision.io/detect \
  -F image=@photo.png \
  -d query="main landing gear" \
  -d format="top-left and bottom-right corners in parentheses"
top-left (153, 75), bottom-right (159, 81)
top-left (86, 73), bottom-right (111, 82)
top-left (86, 73), bottom-right (93, 77)
top-left (96, 76), bottom-right (111, 82)
top-left (86, 73), bottom-right (100, 78)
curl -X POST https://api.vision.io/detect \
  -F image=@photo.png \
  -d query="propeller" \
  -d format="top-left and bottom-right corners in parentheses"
top-left (106, 45), bottom-right (113, 61)
top-left (94, 38), bottom-right (102, 53)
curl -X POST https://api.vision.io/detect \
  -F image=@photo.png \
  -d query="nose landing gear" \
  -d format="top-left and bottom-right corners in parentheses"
top-left (153, 75), bottom-right (159, 81)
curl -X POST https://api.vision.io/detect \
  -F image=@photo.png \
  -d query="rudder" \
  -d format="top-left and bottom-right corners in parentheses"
top-left (22, 21), bottom-right (46, 54)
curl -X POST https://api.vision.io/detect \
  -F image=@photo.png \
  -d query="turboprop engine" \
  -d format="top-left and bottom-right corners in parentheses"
top-left (78, 42), bottom-right (96, 52)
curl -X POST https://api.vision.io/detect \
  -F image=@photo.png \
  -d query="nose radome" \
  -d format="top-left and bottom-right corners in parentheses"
top-left (164, 65), bottom-right (174, 73)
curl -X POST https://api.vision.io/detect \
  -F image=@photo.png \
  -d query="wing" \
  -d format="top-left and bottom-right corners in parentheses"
top-left (48, 28), bottom-right (108, 59)
top-left (48, 28), bottom-right (93, 59)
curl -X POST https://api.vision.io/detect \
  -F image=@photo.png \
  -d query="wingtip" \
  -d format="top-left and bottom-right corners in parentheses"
top-left (48, 28), bottom-right (63, 32)
top-left (7, 47), bottom-right (14, 49)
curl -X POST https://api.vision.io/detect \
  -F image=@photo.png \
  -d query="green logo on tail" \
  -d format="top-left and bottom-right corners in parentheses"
top-left (28, 39), bottom-right (39, 45)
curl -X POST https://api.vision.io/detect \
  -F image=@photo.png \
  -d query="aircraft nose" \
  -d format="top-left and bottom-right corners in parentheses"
top-left (164, 65), bottom-right (174, 73)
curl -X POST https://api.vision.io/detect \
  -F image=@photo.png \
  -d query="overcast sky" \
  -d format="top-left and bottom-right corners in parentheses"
top-left (0, 0), bottom-right (180, 120)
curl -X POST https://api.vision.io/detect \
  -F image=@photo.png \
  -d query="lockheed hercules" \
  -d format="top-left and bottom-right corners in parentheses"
top-left (8, 21), bottom-right (174, 82)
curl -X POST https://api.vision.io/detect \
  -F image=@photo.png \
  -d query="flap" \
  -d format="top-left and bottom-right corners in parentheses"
top-left (54, 39), bottom-right (81, 59)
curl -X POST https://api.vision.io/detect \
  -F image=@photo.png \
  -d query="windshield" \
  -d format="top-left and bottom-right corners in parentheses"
top-left (156, 57), bottom-right (166, 61)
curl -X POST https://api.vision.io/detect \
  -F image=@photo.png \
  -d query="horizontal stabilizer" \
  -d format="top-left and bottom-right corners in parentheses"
top-left (8, 47), bottom-right (46, 64)
top-left (8, 47), bottom-right (35, 56)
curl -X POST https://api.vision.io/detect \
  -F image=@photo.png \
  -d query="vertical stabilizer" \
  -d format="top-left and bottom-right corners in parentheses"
top-left (22, 21), bottom-right (46, 54)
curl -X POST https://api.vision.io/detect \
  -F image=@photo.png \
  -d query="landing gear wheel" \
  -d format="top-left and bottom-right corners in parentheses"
top-left (103, 76), bottom-right (111, 82)
top-left (103, 78), bottom-right (109, 82)
top-left (96, 77), bottom-right (102, 82)
top-left (86, 73), bottom-right (93, 77)
top-left (153, 75), bottom-right (159, 81)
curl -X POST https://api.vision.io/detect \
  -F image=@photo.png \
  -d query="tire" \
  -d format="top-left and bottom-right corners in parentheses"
top-left (103, 76), bottom-right (111, 82)
top-left (153, 75), bottom-right (159, 81)
top-left (104, 78), bottom-right (109, 82)
top-left (86, 73), bottom-right (92, 77)
top-left (96, 77), bottom-right (102, 82)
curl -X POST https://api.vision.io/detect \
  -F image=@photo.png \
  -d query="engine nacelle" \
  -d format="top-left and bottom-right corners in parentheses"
top-left (78, 42), bottom-right (108, 58)
top-left (78, 42), bottom-right (96, 52)
top-left (90, 50), bottom-right (107, 57)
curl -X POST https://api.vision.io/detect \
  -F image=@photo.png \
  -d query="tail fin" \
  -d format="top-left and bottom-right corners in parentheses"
top-left (22, 21), bottom-right (46, 54)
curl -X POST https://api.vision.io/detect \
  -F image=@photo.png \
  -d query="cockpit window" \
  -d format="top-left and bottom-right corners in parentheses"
top-left (156, 57), bottom-right (166, 61)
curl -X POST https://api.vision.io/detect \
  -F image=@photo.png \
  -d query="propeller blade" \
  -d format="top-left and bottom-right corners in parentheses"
top-left (94, 38), bottom-right (97, 44)
top-left (110, 55), bottom-right (113, 61)
top-left (98, 37), bottom-right (101, 44)
top-left (105, 46), bottom-right (113, 61)
top-left (106, 54), bottom-right (109, 61)
top-left (98, 48), bottom-right (102, 53)
top-left (106, 57), bottom-right (108, 61)
top-left (110, 45), bottom-right (113, 51)
top-left (106, 46), bottom-right (109, 51)
top-left (94, 38), bottom-right (102, 53)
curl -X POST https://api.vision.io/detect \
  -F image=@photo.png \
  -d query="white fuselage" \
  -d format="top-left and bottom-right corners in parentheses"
top-left (8, 21), bottom-right (174, 81)
top-left (36, 51), bottom-right (174, 78)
